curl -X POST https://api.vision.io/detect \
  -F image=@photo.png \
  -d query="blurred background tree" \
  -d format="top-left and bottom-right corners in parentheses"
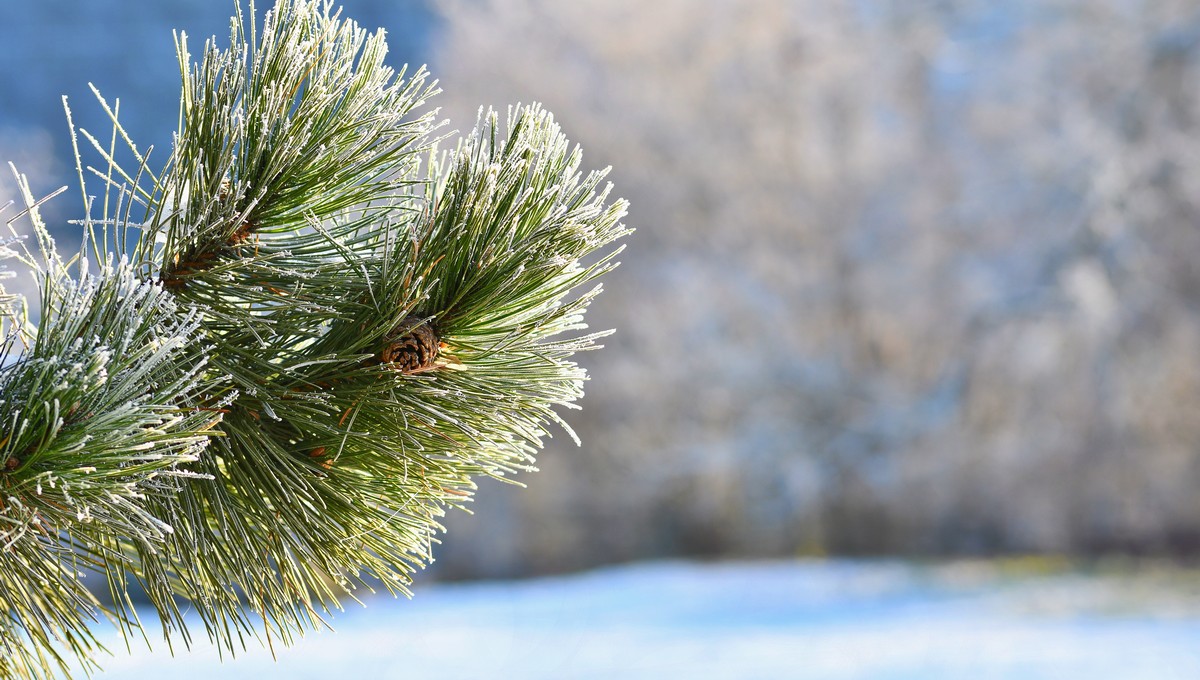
top-left (428, 0), bottom-right (1200, 576)
top-left (4, 0), bottom-right (1200, 582)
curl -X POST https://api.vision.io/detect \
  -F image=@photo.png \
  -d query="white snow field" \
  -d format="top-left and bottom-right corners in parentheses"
top-left (88, 559), bottom-right (1200, 679)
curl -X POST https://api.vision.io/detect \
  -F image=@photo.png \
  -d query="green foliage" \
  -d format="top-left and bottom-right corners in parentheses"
top-left (0, 1), bottom-right (629, 677)
top-left (0, 256), bottom-right (217, 679)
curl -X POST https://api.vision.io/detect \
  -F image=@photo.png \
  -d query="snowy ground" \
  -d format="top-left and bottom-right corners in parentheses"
top-left (87, 559), bottom-right (1200, 679)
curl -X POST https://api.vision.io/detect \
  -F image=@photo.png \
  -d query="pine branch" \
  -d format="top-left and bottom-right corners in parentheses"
top-left (0, 1), bottom-right (629, 677)
top-left (0, 257), bottom-right (218, 679)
